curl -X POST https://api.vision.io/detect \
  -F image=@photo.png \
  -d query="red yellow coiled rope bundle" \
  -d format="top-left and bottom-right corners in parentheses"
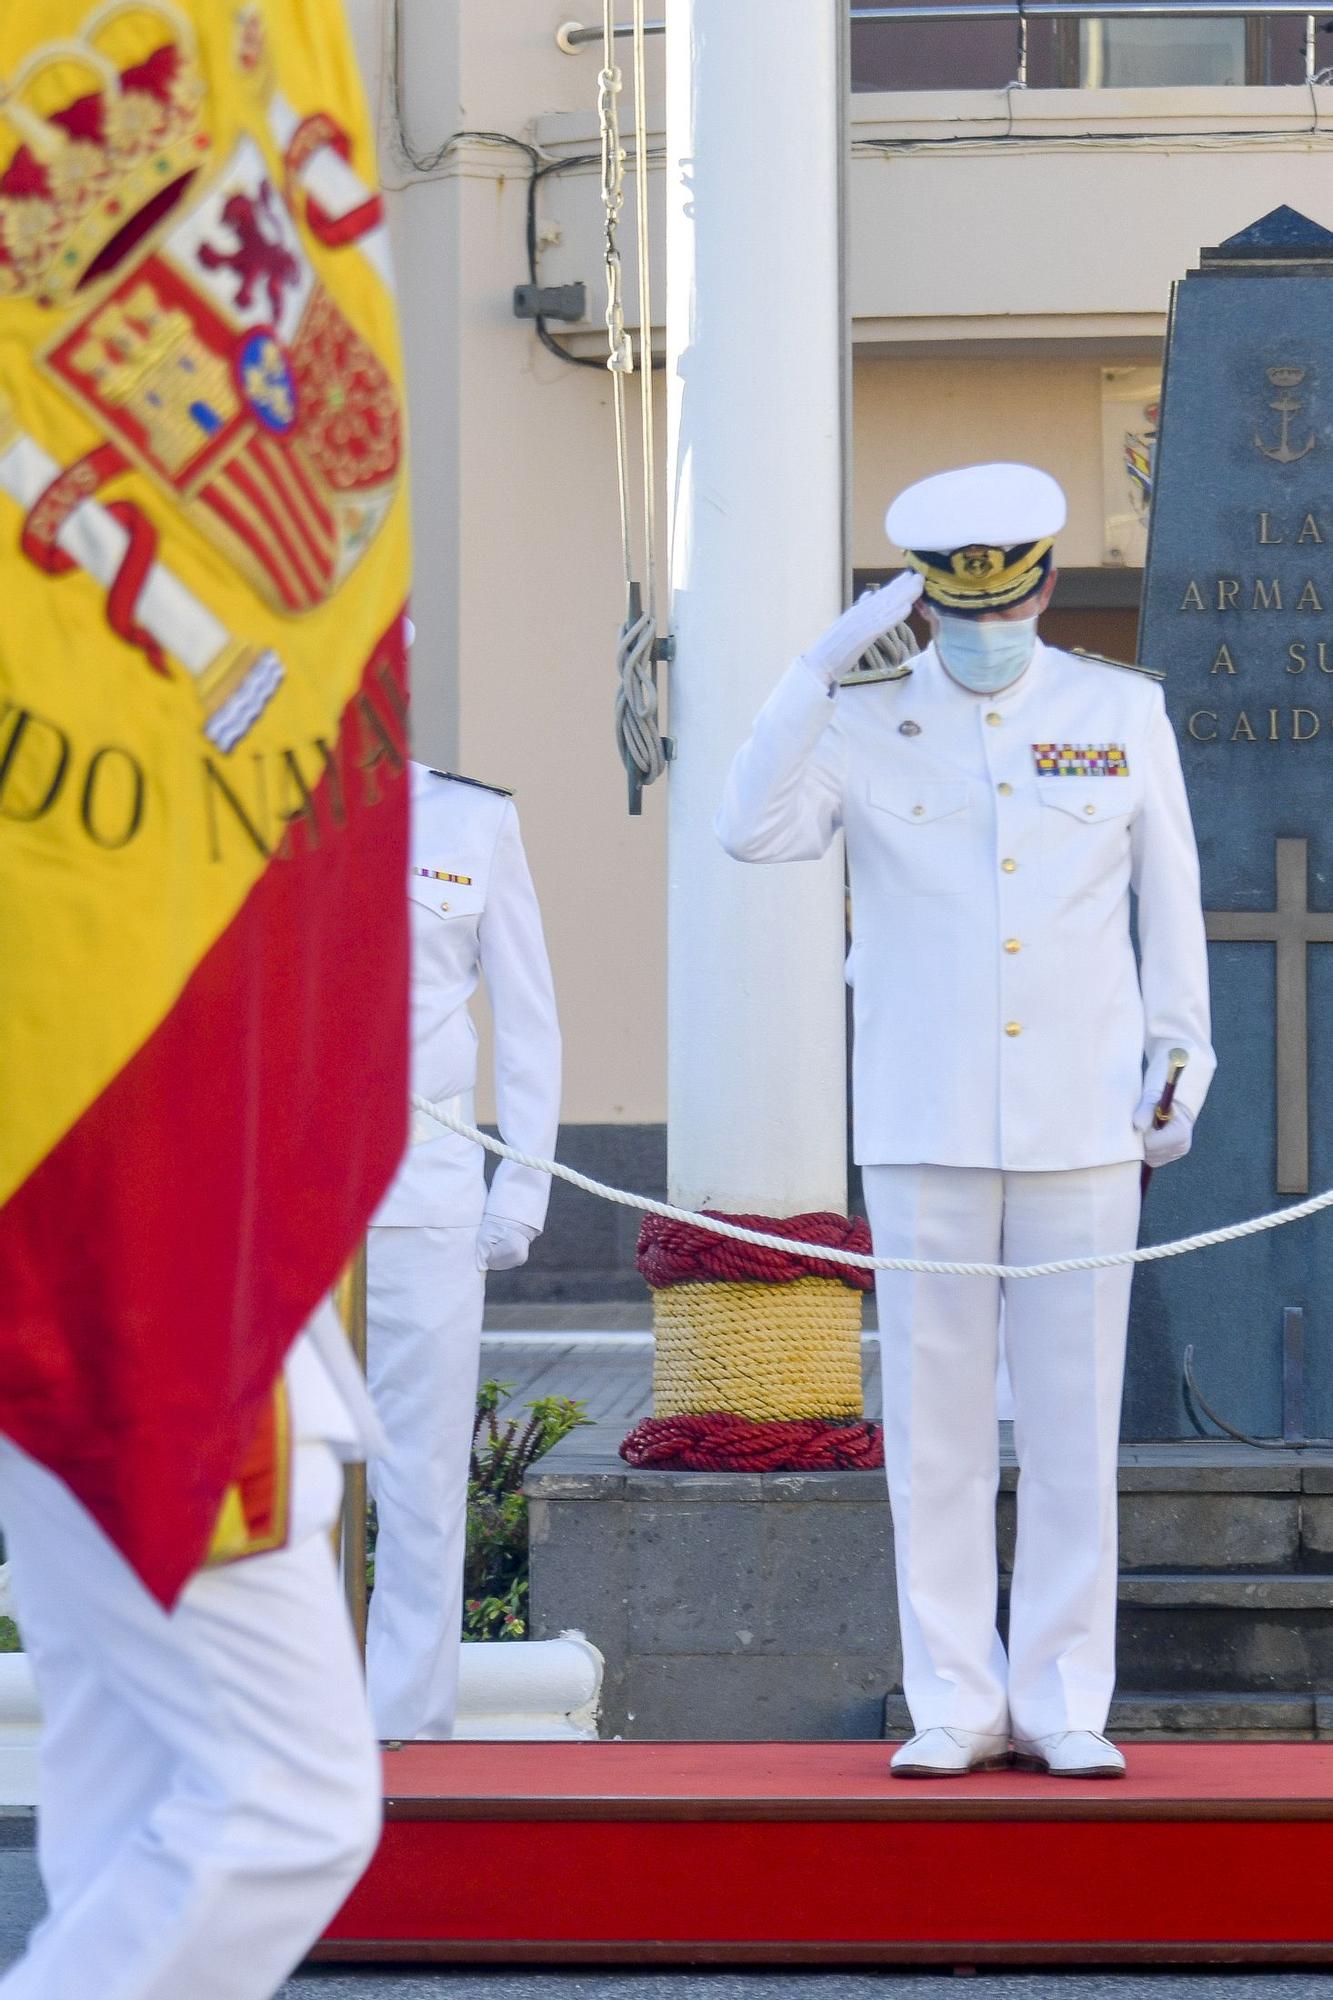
top-left (621, 1210), bottom-right (884, 1471)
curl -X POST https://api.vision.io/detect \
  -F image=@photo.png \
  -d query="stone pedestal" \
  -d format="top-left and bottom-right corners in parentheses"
top-left (527, 1429), bottom-right (1333, 1741)
top-left (526, 1446), bottom-right (899, 1741)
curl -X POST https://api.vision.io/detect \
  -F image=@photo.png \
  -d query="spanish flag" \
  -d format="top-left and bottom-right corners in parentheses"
top-left (0, 0), bottom-right (411, 1603)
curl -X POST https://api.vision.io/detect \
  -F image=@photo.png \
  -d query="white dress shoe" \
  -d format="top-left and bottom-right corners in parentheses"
top-left (1012, 1729), bottom-right (1126, 1778)
top-left (890, 1727), bottom-right (1012, 1778)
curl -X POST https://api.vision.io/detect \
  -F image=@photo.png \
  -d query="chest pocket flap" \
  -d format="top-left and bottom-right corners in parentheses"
top-left (1037, 782), bottom-right (1133, 825)
top-left (868, 781), bottom-right (969, 825)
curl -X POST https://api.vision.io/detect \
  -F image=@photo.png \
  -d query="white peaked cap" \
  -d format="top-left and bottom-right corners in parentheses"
top-left (885, 463), bottom-right (1067, 554)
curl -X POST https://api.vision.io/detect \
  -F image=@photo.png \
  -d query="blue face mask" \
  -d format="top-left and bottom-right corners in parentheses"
top-left (935, 613), bottom-right (1038, 694)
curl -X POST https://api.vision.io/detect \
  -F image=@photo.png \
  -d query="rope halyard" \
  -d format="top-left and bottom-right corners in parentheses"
top-left (614, 581), bottom-right (663, 803)
top-left (414, 1094), bottom-right (1333, 1281)
top-left (598, 0), bottom-right (668, 812)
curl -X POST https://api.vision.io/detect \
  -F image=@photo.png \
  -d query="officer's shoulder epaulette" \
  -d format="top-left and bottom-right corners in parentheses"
top-left (428, 770), bottom-right (514, 797)
top-left (1070, 647), bottom-right (1166, 684)
top-left (837, 662), bottom-right (914, 689)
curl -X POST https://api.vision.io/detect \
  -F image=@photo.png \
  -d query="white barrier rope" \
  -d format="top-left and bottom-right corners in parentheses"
top-left (413, 1094), bottom-right (1333, 1281)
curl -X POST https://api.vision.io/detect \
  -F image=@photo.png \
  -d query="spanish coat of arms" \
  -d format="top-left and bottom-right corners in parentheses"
top-left (0, 1), bottom-right (402, 751)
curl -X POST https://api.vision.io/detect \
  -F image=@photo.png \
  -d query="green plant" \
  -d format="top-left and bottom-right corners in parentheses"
top-left (462, 1380), bottom-right (589, 1642)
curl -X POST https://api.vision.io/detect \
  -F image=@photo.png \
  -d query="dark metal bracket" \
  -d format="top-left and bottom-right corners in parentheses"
top-left (513, 282), bottom-right (588, 322)
top-left (1183, 1313), bottom-right (1333, 1450)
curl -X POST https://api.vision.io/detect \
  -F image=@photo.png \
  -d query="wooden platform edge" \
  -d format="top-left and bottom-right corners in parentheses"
top-left (384, 1794), bottom-right (1333, 1824)
top-left (312, 1939), bottom-right (1333, 1966)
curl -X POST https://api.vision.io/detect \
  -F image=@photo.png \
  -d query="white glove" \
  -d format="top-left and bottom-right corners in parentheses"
top-left (801, 572), bottom-right (925, 689)
top-left (1134, 1085), bottom-right (1195, 1169)
top-left (476, 1215), bottom-right (538, 1272)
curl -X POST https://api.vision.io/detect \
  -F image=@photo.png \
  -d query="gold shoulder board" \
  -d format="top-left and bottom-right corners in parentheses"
top-left (1070, 647), bottom-right (1165, 684)
top-left (429, 770), bottom-right (514, 797)
top-left (837, 663), bottom-right (913, 689)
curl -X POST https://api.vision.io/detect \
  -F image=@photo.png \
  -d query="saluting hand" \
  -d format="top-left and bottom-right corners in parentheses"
top-left (802, 571), bottom-right (925, 689)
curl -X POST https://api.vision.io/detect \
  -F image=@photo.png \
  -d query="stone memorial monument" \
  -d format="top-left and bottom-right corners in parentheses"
top-left (1137, 206), bottom-right (1333, 1443)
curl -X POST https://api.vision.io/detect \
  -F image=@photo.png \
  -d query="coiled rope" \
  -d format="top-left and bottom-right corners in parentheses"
top-left (413, 1094), bottom-right (1333, 1281)
top-left (621, 1411), bottom-right (884, 1471)
top-left (633, 1211), bottom-right (877, 1469)
top-left (638, 1208), bottom-right (875, 1291)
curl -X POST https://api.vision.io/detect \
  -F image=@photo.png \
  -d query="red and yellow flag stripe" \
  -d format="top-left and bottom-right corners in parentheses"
top-left (0, 0), bottom-right (411, 1601)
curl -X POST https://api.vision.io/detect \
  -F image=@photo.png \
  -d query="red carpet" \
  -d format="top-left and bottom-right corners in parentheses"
top-left (319, 1741), bottom-right (1333, 1964)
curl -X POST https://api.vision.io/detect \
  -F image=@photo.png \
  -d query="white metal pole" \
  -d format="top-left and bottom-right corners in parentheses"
top-left (665, 0), bottom-right (848, 1218)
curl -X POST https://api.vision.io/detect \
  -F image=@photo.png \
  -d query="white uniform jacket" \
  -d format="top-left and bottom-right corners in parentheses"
top-left (374, 764), bottom-right (561, 1229)
top-left (716, 639), bottom-right (1214, 1172)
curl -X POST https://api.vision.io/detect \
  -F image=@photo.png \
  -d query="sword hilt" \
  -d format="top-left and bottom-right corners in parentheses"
top-left (1152, 1048), bottom-right (1190, 1129)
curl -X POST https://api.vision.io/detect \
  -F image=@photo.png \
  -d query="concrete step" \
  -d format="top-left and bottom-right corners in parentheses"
top-left (1001, 1462), bottom-right (1333, 1575)
top-left (1119, 1573), bottom-right (1333, 1609)
top-left (1115, 1572), bottom-right (1333, 1695)
top-left (882, 1689), bottom-right (1333, 1741)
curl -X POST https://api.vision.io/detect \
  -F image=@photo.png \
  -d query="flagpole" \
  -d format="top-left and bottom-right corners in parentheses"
top-left (338, 1241), bottom-right (370, 1653)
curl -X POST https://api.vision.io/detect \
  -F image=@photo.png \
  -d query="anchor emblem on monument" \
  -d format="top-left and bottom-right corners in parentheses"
top-left (1255, 365), bottom-right (1316, 462)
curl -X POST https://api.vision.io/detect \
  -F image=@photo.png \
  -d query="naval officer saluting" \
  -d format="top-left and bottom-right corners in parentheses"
top-left (367, 763), bottom-right (561, 1741)
top-left (717, 463), bottom-right (1213, 1778)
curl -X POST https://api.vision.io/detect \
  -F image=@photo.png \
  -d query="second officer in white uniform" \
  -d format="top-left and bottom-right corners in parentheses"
top-left (367, 764), bottom-right (561, 1741)
top-left (717, 464), bottom-right (1214, 1779)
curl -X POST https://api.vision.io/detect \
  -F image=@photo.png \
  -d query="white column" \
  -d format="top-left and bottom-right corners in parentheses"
top-left (369, 0), bottom-right (464, 769)
top-left (665, 0), bottom-right (848, 1217)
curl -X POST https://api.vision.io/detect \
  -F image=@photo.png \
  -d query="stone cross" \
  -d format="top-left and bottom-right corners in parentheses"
top-left (1204, 837), bottom-right (1333, 1195)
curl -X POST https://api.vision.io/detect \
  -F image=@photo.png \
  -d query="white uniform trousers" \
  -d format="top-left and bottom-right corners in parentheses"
top-left (864, 1162), bottom-right (1140, 1742)
top-left (0, 1437), bottom-right (381, 2000)
top-left (365, 1223), bottom-right (486, 1740)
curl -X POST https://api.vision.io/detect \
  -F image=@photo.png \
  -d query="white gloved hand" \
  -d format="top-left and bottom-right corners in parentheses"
top-left (801, 572), bottom-right (925, 689)
top-left (476, 1216), bottom-right (538, 1272)
top-left (1133, 1086), bottom-right (1195, 1169)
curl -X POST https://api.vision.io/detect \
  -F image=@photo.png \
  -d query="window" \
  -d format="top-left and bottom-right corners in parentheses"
top-left (1078, 19), bottom-right (1247, 87)
top-left (851, 8), bottom-right (1326, 93)
top-left (851, 0), bottom-right (1059, 90)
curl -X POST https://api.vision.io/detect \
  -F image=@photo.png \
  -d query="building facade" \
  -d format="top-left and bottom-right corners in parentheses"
top-left (349, 0), bottom-right (1333, 1295)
